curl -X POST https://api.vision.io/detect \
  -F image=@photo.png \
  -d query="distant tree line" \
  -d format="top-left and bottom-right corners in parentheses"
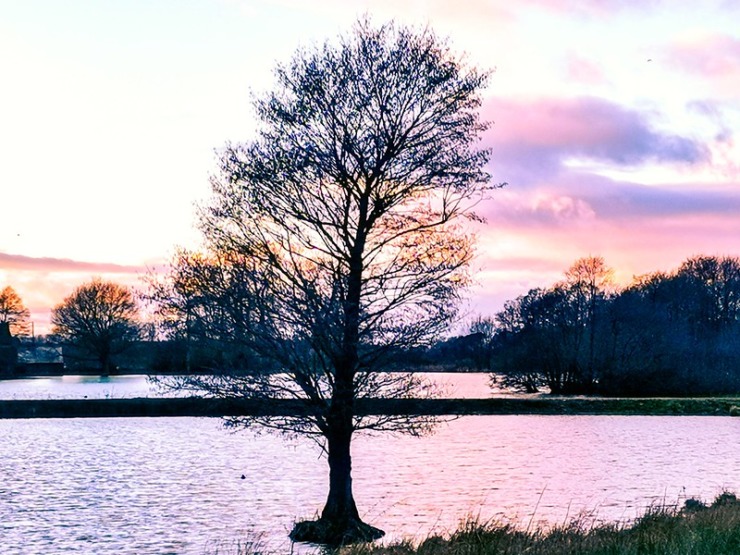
top-left (7, 253), bottom-right (740, 398)
top-left (142, 249), bottom-right (266, 374)
top-left (474, 255), bottom-right (740, 396)
top-left (0, 280), bottom-right (147, 377)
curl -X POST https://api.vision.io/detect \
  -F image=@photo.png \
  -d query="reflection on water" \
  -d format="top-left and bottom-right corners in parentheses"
top-left (0, 372), bottom-right (497, 400)
top-left (0, 375), bottom-right (162, 400)
top-left (0, 415), bottom-right (738, 554)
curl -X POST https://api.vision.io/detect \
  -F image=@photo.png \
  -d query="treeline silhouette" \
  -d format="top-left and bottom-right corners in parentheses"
top-left (7, 255), bottom-right (740, 399)
top-left (466, 255), bottom-right (740, 396)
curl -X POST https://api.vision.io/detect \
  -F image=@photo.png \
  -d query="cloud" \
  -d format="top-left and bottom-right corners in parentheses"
top-left (662, 33), bottom-right (740, 99)
top-left (475, 185), bottom-right (740, 301)
top-left (484, 172), bottom-right (740, 228)
top-left (0, 253), bottom-right (145, 274)
top-left (687, 99), bottom-right (734, 140)
top-left (522, 0), bottom-right (663, 16)
top-left (486, 96), bottom-right (711, 185)
top-left (565, 55), bottom-right (609, 86)
top-left (482, 188), bottom-right (598, 228)
top-left (587, 182), bottom-right (740, 220)
top-left (667, 34), bottom-right (740, 77)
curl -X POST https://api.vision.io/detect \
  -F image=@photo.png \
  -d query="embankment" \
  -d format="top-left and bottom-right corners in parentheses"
top-left (1, 396), bottom-right (739, 418)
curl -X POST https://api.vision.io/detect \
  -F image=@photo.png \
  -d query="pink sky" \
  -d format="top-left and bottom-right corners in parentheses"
top-left (1, 0), bottom-right (739, 334)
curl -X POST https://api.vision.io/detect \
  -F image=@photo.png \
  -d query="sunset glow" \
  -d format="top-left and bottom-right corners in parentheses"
top-left (2, 0), bottom-right (739, 333)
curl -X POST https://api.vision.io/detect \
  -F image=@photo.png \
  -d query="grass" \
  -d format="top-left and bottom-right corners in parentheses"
top-left (338, 493), bottom-right (740, 555)
top-left (202, 534), bottom-right (268, 555)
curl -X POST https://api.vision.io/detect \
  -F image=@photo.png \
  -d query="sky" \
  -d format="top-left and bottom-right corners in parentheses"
top-left (2, 0), bottom-right (739, 334)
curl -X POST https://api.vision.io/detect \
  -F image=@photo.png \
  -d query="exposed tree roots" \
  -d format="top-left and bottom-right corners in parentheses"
top-left (290, 517), bottom-right (385, 547)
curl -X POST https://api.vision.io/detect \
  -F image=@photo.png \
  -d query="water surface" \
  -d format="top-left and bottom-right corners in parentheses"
top-left (0, 372), bottom-right (496, 400)
top-left (1, 415), bottom-right (737, 554)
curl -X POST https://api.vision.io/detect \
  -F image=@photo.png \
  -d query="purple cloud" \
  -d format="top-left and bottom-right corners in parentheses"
top-left (486, 96), bottom-right (710, 186)
top-left (482, 171), bottom-right (740, 229)
top-left (688, 99), bottom-right (735, 144)
top-left (486, 97), bottom-right (709, 170)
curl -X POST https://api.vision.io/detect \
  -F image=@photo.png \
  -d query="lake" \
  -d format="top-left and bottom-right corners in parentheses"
top-left (0, 372), bottom-right (500, 400)
top-left (1, 414), bottom-right (738, 554)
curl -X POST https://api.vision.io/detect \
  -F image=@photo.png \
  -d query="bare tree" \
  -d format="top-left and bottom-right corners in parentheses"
top-left (145, 248), bottom-right (267, 372)
top-left (490, 257), bottom-right (614, 394)
top-left (468, 315), bottom-right (496, 370)
top-left (562, 256), bottom-right (614, 383)
top-left (51, 279), bottom-right (140, 376)
top-left (0, 286), bottom-right (31, 337)
top-left (675, 255), bottom-right (740, 332)
top-left (152, 18), bottom-right (495, 545)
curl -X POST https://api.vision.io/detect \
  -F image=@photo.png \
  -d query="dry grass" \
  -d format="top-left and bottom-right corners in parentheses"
top-left (339, 493), bottom-right (740, 555)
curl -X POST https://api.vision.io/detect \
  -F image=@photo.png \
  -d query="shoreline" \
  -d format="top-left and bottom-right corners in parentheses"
top-left (1, 396), bottom-right (739, 419)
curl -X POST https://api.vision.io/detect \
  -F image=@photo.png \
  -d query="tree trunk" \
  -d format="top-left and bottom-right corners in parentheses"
top-left (289, 212), bottom-right (385, 545)
top-left (321, 424), bottom-right (359, 523)
top-left (289, 417), bottom-right (384, 546)
top-left (100, 352), bottom-right (111, 377)
top-left (289, 365), bottom-right (384, 546)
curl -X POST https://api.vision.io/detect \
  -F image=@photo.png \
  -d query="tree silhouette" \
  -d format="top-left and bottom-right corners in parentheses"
top-left (145, 248), bottom-right (267, 372)
top-left (51, 279), bottom-right (140, 376)
top-left (153, 18), bottom-right (495, 545)
top-left (0, 286), bottom-right (31, 337)
top-left (562, 256), bottom-right (614, 386)
top-left (491, 255), bottom-right (740, 396)
top-left (491, 257), bottom-right (614, 394)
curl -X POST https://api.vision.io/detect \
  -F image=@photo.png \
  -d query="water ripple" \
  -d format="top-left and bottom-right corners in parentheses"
top-left (0, 415), bottom-right (738, 553)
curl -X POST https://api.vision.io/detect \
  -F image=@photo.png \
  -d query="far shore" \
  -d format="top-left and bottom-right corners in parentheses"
top-left (2, 365), bottom-right (488, 380)
top-left (1, 395), bottom-right (739, 419)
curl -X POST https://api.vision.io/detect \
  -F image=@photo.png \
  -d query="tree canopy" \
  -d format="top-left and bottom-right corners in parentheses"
top-left (0, 286), bottom-right (31, 337)
top-left (51, 279), bottom-right (141, 376)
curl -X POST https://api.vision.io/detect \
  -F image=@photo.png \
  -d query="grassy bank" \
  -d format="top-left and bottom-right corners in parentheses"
top-left (339, 493), bottom-right (740, 555)
top-left (2, 396), bottom-right (740, 418)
